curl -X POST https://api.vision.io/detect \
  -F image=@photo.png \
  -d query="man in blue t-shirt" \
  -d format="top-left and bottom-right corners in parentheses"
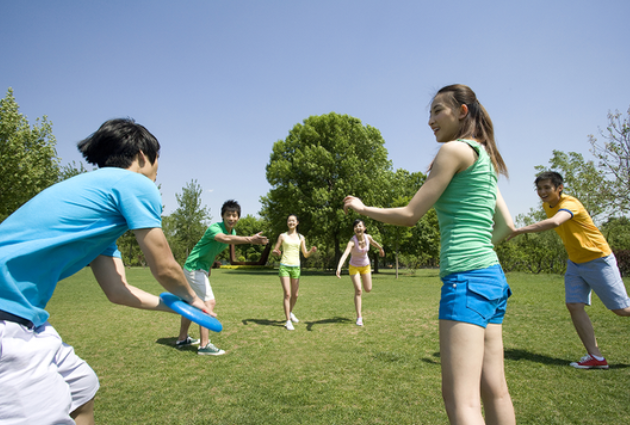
top-left (0, 118), bottom-right (206, 425)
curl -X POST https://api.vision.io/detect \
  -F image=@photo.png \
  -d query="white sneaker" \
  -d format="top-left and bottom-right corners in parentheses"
top-left (290, 312), bottom-right (299, 323)
top-left (356, 317), bottom-right (363, 326)
top-left (285, 320), bottom-right (295, 331)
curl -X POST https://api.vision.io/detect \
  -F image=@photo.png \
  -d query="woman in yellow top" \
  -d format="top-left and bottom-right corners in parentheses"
top-left (272, 214), bottom-right (317, 330)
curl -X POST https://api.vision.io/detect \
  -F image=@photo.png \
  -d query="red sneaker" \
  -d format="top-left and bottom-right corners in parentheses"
top-left (570, 354), bottom-right (609, 369)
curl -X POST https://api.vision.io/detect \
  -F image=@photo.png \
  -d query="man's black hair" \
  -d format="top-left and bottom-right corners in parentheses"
top-left (77, 118), bottom-right (160, 168)
top-left (535, 171), bottom-right (564, 189)
top-left (221, 200), bottom-right (241, 218)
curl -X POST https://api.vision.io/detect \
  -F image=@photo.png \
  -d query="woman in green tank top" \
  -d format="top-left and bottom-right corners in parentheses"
top-left (342, 85), bottom-right (517, 425)
top-left (272, 214), bottom-right (317, 331)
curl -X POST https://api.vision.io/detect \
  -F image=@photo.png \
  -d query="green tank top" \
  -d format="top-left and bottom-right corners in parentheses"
top-left (433, 139), bottom-right (499, 277)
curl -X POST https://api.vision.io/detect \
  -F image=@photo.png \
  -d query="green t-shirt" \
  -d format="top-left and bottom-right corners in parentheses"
top-left (184, 221), bottom-right (236, 272)
top-left (433, 139), bottom-right (499, 277)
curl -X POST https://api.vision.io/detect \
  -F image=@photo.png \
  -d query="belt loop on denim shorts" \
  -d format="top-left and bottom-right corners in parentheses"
top-left (0, 309), bottom-right (34, 329)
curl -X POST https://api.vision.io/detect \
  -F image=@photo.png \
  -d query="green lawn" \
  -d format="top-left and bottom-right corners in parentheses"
top-left (47, 268), bottom-right (630, 424)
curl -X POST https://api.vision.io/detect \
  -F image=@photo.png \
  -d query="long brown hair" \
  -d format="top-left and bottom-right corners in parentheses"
top-left (435, 84), bottom-right (508, 177)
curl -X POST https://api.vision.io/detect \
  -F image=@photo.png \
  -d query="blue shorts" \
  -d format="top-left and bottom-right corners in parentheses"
top-left (439, 264), bottom-right (512, 328)
top-left (565, 254), bottom-right (630, 310)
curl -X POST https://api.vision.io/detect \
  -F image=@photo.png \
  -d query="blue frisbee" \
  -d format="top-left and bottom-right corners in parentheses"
top-left (160, 292), bottom-right (223, 332)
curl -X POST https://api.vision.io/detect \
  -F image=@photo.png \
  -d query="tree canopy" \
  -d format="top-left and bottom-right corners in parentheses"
top-left (0, 88), bottom-right (59, 222)
top-left (589, 106), bottom-right (630, 214)
top-left (169, 179), bottom-right (211, 261)
top-left (261, 112), bottom-right (392, 264)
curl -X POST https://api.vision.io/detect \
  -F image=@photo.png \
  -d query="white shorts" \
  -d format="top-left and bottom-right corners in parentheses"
top-left (565, 254), bottom-right (630, 310)
top-left (184, 269), bottom-right (215, 302)
top-left (0, 321), bottom-right (99, 425)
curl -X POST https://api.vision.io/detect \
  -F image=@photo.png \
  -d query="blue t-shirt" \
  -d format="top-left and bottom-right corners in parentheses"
top-left (0, 168), bottom-right (162, 327)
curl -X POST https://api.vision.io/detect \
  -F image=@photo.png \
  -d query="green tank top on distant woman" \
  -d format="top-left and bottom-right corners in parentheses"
top-left (433, 139), bottom-right (499, 278)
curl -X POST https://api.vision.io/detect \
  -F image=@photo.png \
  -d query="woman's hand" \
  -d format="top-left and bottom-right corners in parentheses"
top-left (343, 196), bottom-right (366, 215)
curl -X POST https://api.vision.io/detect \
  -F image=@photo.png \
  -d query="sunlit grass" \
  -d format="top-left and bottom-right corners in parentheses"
top-left (48, 268), bottom-right (630, 424)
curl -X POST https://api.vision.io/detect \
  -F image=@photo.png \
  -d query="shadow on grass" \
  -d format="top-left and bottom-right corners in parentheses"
top-left (242, 318), bottom-right (285, 327)
top-left (421, 352), bottom-right (441, 365)
top-left (154, 337), bottom-right (199, 352)
top-left (504, 348), bottom-right (630, 369)
top-left (504, 349), bottom-right (571, 366)
top-left (407, 349), bottom-right (630, 370)
top-left (304, 317), bottom-right (353, 331)
top-left (241, 317), bottom-right (354, 330)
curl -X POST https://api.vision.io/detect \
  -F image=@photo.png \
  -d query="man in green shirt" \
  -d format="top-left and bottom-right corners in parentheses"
top-left (175, 200), bottom-right (268, 355)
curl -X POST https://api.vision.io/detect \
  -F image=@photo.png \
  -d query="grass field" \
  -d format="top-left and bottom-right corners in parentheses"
top-left (47, 268), bottom-right (630, 424)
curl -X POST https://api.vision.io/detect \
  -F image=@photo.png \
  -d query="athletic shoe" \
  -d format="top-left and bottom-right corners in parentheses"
top-left (356, 317), bottom-right (363, 326)
top-left (175, 336), bottom-right (200, 347)
top-left (198, 342), bottom-right (225, 356)
top-left (570, 354), bottom-right (609, 369)
top-left (290, 312), bottom-right (299, 323)
top-left (285, 320), bottom-right (295, 331)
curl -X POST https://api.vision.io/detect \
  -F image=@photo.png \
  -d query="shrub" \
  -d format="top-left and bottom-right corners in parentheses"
top-left (614, 250), bottom-right (630, 277)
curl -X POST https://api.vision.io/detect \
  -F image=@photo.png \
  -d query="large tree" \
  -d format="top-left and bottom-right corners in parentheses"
top-left (0, 88), bottom-right (59, 222)
top-left (169, 179), bottom-right (211, 260)
top-left (374, 168), bottom-right (435, 277)
top-left (261, 113), bottom-right (391, 266)
top-left (589, 106), bottom-right (630, 214)
top-left (233, 214), bottom-right (271, 263)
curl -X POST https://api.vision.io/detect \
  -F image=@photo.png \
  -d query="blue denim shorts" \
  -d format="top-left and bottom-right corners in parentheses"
top-left (439, 264), bottom-right (512, 328)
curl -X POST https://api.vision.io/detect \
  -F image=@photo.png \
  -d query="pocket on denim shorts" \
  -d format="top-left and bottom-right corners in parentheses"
top-left (465, 276), bottom-right (506, 320)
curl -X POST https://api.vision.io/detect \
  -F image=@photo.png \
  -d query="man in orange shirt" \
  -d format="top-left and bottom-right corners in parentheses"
top-left (510, 171), bottom-right (630, 369)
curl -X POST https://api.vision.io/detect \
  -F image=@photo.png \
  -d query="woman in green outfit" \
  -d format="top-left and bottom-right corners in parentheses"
top-left (272, 214), bottom-right (317, 331)
top-left (343, 85), bottom-right (516, 425)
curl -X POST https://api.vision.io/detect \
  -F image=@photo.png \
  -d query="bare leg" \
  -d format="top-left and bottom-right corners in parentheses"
top-left (566, 303), bottom-right (602, 357)
top-left (177, 316), bottom-right (192, 342)
top-left (71, 398), bottom-right (95, 425)
top-left (351, 274), bottom-right (363, 318)
top-left (199, 299), bottom-right (216, 348)
top-left (361, 272), bottom-right (373, 293)
top-left (280, 276), bottom-right (292, 321)
top-left (440, 320), bottom-right (486, 425)
top-left (480, 324), bottom-right (515, 425)
top-left (612, 306), bottom-right (630, 316)
top-left (289, 277), bottom-right (300, 314)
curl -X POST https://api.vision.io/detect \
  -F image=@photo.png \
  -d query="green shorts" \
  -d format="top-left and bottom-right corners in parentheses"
top-left (279, 264), bottom-right (301, 279)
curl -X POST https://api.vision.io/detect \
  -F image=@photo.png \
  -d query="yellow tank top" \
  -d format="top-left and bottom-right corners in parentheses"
top-left (280, 232), bottom-right (302, 266)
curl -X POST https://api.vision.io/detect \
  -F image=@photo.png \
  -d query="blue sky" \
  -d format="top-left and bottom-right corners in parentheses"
top-left (2, 1), bottom-right (629, 223)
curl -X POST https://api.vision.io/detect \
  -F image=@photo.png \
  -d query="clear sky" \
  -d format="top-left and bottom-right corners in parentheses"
top-left (2, 1), bottom-right (629, 222)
